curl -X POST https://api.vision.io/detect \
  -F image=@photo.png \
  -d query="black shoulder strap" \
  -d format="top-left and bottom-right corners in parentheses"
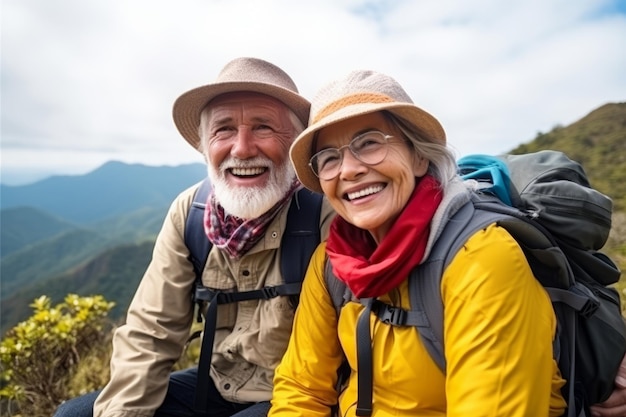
top-left (324, 259), bottom-right (351, 317)
top-left (281, 188), bottom-right (324, 284)
top-left (185, 178), bottom-right (213, 279)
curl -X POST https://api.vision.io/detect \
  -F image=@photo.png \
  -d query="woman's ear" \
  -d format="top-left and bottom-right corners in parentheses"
top-left (413, 154), bottom-right (429, 177)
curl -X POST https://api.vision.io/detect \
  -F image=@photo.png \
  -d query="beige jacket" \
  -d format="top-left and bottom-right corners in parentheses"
top-left (94, 182), bottom-right (335, 417)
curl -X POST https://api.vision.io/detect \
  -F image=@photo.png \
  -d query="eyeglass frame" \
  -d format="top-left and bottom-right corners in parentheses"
top-left (308, 130), bottom-right (395, 180)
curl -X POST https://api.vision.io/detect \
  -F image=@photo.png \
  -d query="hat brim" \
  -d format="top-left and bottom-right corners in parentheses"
top-left (173, 81), bottom-right (311, 151)
top-left (290, 102), bottom-right (446, 194)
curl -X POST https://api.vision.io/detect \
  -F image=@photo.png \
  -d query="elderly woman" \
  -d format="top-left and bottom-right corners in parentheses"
top-left (269, 70), bottom-right (567, 416)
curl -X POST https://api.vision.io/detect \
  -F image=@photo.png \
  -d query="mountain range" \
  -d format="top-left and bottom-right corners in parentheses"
top-left (1, 162), bottom-right (207, 333)
top-left (1, 102), bottom-right (625, 335)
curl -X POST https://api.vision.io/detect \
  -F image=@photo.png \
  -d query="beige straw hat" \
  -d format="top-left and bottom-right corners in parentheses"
top-left (290, 70), bottom-right (446, 193)
top-left (173, 57), bottom-right (310, 151)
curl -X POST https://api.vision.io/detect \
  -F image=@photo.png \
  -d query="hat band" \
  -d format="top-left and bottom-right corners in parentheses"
top-left (312, 93), bottom-right (394, 124)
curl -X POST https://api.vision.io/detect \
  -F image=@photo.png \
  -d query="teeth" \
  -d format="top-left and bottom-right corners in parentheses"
top-left (347, 185), bottom-right (384, 201)
top-left (231, 167), bottom-right (265, 176)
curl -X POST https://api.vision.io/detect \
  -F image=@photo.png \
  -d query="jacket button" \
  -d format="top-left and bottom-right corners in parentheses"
top-left (224, 383), bottom-right (231, 390)
top-left (242, 270), bottom-right (250, 276)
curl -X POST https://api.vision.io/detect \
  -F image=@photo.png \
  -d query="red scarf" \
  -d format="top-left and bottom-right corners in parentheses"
top-left (325, 175), bottom-right (442, 298)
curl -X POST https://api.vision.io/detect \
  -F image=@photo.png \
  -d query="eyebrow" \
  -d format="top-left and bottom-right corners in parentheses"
top-left (314, 128), bottom-right (381, 152)
top-left (210, 115), bottom-right (233, 126)
top-left (352, 128), bottom-right (378, 138)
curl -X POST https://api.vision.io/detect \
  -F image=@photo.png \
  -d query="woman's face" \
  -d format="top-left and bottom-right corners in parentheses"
top-left (315, 112), bottom-right (429, 243)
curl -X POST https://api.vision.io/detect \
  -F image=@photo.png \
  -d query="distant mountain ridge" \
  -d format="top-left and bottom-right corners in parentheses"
top-left (1, 102), bottom-right (625, 335)
top-left (1, 161), bottom-right (207, 224)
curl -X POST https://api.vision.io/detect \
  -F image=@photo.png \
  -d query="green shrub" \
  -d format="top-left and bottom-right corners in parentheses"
top-left (0, 295), bottom-right (114, 417)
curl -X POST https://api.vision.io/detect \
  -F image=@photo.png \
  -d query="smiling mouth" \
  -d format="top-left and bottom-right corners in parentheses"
top-left (229, 167), bottom-right (267, 177)
top-left (345, 184), bottom-right (385, 201)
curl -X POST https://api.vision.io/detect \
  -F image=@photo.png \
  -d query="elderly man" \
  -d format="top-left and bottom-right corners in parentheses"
top-left (54, 57), bottom-right (334, 417)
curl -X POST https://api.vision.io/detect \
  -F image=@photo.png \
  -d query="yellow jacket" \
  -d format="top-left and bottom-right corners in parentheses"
top-left (271, 224), bottom-right (566, 416)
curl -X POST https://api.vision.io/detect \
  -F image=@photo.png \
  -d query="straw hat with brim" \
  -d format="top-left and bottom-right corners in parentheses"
top-left (290, 70), bottom-right (446, 194)
top-left (173, 57), bottom-right (311, 151)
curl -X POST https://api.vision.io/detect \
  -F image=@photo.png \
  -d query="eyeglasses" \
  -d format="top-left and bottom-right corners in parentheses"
top-left (309, 131), bottom-right (393, 180)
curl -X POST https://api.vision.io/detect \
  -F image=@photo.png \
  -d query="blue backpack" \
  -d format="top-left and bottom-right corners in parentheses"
top-left (326, 150), bottom-right (625, 417)
top-left (185, 178), bottom-right (324, 414)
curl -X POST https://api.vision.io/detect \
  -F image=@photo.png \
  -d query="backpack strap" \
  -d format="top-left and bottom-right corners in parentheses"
top-left (324, 259), bottom-right (352, 316)
top-left (282, 188), bottom-right (324, 285)
top-left (356, 298), bottom-right (375, 416)
top-left (407, 199), bottom-right (478, 371)
top-left (190, 186), bottom-right (323, 414)
top-left (185, 179), bottom-right (212, 285)
top-left (184, 178), bottom-right (213, 322)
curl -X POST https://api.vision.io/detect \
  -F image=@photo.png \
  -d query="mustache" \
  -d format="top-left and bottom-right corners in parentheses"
top-left (220, 156), bottom-right (273, 171)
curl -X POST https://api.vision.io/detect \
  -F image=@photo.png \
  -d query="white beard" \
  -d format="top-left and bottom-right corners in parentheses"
top-left (207, 156), bottom-right (296, 220)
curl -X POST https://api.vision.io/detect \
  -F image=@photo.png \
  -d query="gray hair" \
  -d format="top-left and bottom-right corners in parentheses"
top-left (383, 111), bottom-right (458, 189)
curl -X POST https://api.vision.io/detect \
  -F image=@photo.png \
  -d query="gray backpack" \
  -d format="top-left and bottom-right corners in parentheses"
top-left (325, 150), bottom-right (626, 417)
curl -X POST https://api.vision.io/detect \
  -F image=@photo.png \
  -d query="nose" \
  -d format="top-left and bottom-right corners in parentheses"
top-left (230, 126), bottom-right (258, 159)
top-left (338, 147), bottom-right (367, 180)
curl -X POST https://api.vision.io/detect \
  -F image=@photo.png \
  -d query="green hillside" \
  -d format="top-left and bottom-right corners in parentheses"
top-left (91, 205), bottom-right (168, 241)
top-left (0, 206), bottom-right (77, 257)
top-left (0, 228), bottom-right (107, 298)
top-left (0, 240), bottom-right (154, 334)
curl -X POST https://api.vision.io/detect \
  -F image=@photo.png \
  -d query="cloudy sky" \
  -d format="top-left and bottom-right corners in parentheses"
top-left (2, 0), bottom-right (625, 186)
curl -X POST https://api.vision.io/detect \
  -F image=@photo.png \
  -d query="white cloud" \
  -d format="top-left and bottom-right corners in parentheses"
top-left (1, 0), bottom-right (625, 185)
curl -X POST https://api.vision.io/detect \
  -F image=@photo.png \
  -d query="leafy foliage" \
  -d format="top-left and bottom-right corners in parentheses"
top-left (0, 295), bottom-right (114, 417)
top-left (0, 296), bottom-right (200, 417)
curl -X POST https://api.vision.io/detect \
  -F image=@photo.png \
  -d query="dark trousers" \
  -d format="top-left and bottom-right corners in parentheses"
top-left (53, 367), bottom-right (271, 417)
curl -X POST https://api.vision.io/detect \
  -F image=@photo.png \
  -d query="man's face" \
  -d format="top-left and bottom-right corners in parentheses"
top-left (200, 92), bottom-right (297, 219)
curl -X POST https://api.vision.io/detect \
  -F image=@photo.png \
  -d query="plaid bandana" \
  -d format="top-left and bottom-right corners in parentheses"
top-left (204, 180), bottom-right (300, 259)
